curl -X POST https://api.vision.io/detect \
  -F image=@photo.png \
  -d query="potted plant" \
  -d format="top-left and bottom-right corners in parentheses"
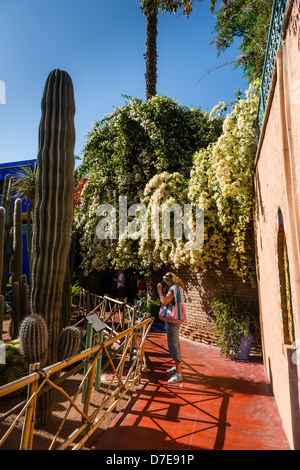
top-left (145, 298), bottom-right (166, 330)
top-left (134, 297), bottom-right (166, 330)
top-left (211, 294), bottom-right (259, 359)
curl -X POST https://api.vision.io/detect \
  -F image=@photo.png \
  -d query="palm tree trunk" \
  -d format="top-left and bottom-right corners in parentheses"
top-left (145, 9), bottom-right (158, 100)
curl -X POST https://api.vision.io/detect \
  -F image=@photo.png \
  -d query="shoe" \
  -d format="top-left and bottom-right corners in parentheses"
top-left (168, 373), bottom-right (183, 384)
top-left (167, 366), bottom-right (176, 375)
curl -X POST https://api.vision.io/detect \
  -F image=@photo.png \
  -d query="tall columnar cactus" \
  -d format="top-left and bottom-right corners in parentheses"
top-left (0, 207), bottom-right (3, 339)
top-left (0, 185), bottom-right (13, 337)
top-left (1, 175), bottom-right (14, 296)
top-left (0, 295), bottom-right (4, 340)
top-left (30, 69), bottom-right (75, 366)
top-left (0, 207), bottom-right (4, 298)
top-left (10, 198), bottom-right (23, 338)
top-left (1, 174), bottom-right (12, 208)
top-left (11, 282), bottom-right (20, 340)
top-left (12, 198), bottom-right (23, 288)
top-left (21, 275), bottom-right (29, 321)
top-left (26, 204), bottom-right (32, 269)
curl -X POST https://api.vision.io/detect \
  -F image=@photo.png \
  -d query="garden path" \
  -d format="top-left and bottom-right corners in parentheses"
top-left (92, 328), bottom-right (290, 451)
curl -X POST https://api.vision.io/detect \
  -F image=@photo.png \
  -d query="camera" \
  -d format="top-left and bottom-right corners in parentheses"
top-left (161, 280), bottom-right (167, 288)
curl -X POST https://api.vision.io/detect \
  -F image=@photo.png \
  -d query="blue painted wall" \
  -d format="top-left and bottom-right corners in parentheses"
top-left (0, 159), bottom-right (36, 289)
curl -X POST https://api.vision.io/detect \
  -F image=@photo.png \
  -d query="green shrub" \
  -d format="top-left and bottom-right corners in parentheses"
top-left (145, 299), bottom-right (163, 325)
top-left (211, 295), bottom-right (259, 357)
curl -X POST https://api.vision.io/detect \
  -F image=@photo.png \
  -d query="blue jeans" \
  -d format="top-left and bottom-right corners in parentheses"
top-left (165, 322), bottom-right (181, 363)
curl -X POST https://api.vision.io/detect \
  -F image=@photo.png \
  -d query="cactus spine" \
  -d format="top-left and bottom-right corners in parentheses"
top-left (30, 69), bottom-right (75, 367)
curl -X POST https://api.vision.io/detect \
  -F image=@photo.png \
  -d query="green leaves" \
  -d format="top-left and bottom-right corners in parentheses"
top-left (212, 0), bottom-right (273, 80)
top-left (77, 95), bottom-right (222, 197)
top-left (140, 1), bottom-right (193, 16)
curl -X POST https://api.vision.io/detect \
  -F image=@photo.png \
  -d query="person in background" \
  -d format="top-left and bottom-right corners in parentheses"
top-left (115, 268), bottom-right (126, 301)
top-left (110, 270), bottom-right (118, 299)
top-left (137, 275), bottom-right (146, 298)
top-left (129, 273), bottom-right (138, 304)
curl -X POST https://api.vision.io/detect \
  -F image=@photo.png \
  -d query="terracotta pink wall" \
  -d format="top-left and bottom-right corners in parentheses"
top-left (254, 0), bottom-right (300, 449)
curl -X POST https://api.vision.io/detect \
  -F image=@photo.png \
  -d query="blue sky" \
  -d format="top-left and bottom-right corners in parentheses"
top-left (0, 0), bottom-right (247, 166)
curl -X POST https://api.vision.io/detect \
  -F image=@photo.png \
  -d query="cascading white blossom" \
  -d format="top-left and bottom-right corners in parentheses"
top-left (74, 83), bottom-right (259, 282)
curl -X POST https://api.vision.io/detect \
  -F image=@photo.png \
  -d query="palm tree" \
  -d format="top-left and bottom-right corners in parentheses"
top-left (144, 4), bottom-right (158, 99)
top-left (12, 162), bottom-right (37, 211)
top-left (140, 1), bottom-right (215, 100)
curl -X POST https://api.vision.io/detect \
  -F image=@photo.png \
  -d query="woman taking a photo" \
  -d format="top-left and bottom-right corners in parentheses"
top-left (157, 272), bottom-right (186, 384)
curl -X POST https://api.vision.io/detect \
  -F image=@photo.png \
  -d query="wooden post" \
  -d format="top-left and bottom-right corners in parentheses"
top-left (82, 322), bottom-right (93, 403)
top-left (121, 299), bottom-right (127, 331)
top-left (103, 297), bottom-right (107, 320)
top-left (20, 363), bottom-right (40, 450)
top-left (129, 307), bottom-right (137, 366)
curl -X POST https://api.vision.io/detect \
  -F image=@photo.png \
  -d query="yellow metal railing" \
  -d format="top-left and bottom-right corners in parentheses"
top-left (0, 296), bottom-right (153, 450)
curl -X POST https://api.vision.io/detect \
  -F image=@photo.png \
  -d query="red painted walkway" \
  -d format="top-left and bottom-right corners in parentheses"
top-left (92, 329), bottom-right (290, 450)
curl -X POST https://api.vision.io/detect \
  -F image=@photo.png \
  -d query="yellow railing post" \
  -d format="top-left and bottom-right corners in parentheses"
top-left (94, 317), bottom-right (104, 391)
top-left (82, 321), bottom-right (93, 403)
top-left (20, 363), bottom-right (40, 450)
top-left (82, 345), bottom-right (99, 418)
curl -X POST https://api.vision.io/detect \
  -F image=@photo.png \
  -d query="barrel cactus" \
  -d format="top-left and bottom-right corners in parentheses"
top-left (58, 326), bottom-right (81, 361)
top-left (0, 365), bottom-right (27, 397)
top-left (0, 338), bottom-right (27, 397)
top-left (19, 314), bottom-right (49, 368)
top-left (30, 69), bottom-right (75, 365)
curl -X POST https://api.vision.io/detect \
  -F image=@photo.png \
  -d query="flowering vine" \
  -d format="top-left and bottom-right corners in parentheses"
top-left (75, 95), bottom-right (222, 274)
top-left (188, 80), bottom-right (260, 281)
top-left (75, 82), bottom-right (259, 283)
